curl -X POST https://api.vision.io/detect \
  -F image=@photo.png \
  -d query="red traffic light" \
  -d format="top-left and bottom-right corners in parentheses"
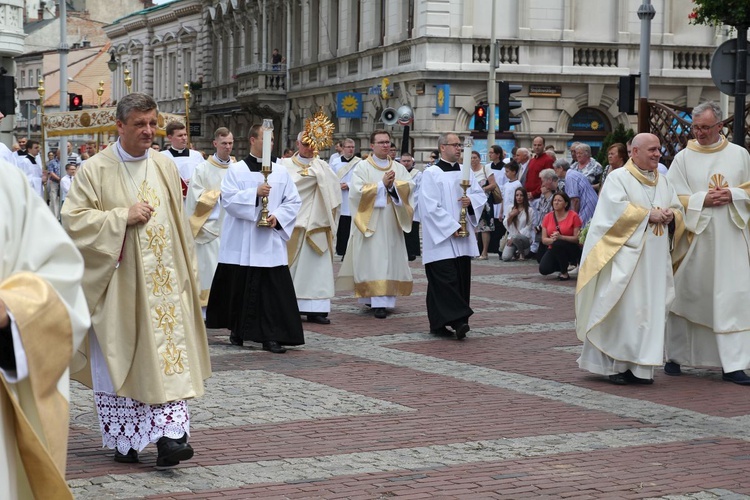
top-left (476, 106), bottom-right (486, 118)
top-left (69, 93), bottom-right (83, 110)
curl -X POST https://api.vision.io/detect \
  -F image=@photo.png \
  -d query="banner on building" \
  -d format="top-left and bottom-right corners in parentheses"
top-left (336, 92), bottom-right (363, 119)
top-left (435, 84), bottom-right (450, 115)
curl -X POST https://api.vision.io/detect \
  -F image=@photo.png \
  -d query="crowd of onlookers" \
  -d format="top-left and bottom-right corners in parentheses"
top-left (460, 138), bottom-right (640, 280)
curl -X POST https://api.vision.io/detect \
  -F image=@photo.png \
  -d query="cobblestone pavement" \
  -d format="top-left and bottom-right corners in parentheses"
top-left (66, 258), bottom-right (750, 499)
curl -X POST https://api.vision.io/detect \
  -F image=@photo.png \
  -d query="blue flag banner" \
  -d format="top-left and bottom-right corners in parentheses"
top-left (336, 92), bottom-right (363, 118)
top-left (435, 84), bottom-right (450, 115)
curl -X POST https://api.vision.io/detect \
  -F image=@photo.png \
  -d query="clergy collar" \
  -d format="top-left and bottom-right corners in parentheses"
top-left (242, 153), bottom-right (276, 172)
top-left (213, 153), bottom-right (232, 164)
top-left (293, 153), bottom-right (313, 165)
top-left (25, 153), bottom-right (37, 164)
top-left (16, 149), bottom-right (26, 156)
top-left (168, 147), bottom-right (190, 157)
top-left (369, 155), bottom-right (390, 167)
top-left (115, 140), bottom-right (149, 162)
top-left (436, 158), bottom-right (460, 172)
top-left (340, 155), bottom-right (354, 163)
top-left (243, 154), bottom-right (262, 172)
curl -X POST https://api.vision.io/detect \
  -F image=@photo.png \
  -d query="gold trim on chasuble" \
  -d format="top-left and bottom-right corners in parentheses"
top-left (0, 273), bottom-right (75, 499)
top-left (291, 154), bottom-right (312, 176)
top-left (576, 203), bottom-right (649, 293)
top-left (686, 136), bottom-right (729, 154)
top-left (354, 279), bottom-right (413, 298)
top-left (133, 167), bottom-right (191, 385)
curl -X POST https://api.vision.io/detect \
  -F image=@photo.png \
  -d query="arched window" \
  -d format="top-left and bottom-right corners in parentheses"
top-left (567, 107), bottom-right (611, 157)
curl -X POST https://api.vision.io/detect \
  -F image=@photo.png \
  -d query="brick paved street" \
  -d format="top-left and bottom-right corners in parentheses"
top-left (66, 258), bottom-right (750, 499)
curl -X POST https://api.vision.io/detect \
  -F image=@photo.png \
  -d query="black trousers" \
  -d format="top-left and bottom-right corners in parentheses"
top-left (336, 215), bottom-right (351, 256)
top-left (487, 217), bottom-right (506, 254)
top-left (539, 241), bottom-right (582, 275)
top-left (404, 221), bottom-right (421, 258)
top-left (425, 256), bottom-right (474, 330)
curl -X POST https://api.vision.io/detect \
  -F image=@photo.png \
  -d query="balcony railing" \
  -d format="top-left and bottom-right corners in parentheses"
top-left (573, 47), bottom-right (618, 67)
top-left (673, 50), bottom-right (712, 70)
top-left (236, 70), bottom-right (287, 98)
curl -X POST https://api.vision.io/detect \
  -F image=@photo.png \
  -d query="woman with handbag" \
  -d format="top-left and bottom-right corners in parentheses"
top-left (539, 191), bottom-right (583, 280)
top-left (469, 151), bottom-right (498, 260)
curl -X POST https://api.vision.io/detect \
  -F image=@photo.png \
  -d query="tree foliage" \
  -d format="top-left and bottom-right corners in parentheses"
top-left (596, 123), bottom-right (635, 166)
top-left (689, 0), bottom-right (750, 28)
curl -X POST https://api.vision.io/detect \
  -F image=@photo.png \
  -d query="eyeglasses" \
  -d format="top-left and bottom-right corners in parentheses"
top-left (373, 141), bottom-right (391, 145)
top-left (444, 143), bottom-right (463, 148)
top-left (692, 122), bottom-right (721, 133)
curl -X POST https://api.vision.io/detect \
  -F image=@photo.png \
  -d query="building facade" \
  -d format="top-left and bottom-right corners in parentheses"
top-left (105, 0), bottom-right (723, 161)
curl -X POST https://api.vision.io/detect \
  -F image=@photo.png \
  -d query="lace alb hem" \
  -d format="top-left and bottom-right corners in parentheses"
top-left (94, 392), bottom-right (190, 454)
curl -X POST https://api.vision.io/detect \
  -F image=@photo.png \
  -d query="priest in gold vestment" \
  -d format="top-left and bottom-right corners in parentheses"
top-left (336, 130), bottom-right (414, 319)
top-left (62, 93), bottom-right (212, 467)
top-left (576, 133), bottom-right (684, 385)
top-left (665, 101), bottom-right (750, 385)
top-left (1, 164), bottom-right (90, 500)
top-left (280, 131), bottom-right (342, 324)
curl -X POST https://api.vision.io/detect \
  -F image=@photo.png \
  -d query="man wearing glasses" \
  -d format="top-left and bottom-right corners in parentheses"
top-left (336, 130), bottom-right (415, 319)
top-left (420, 133), bottom-right (486, 339)
top-left (665, 101), bottom-right (750, 385)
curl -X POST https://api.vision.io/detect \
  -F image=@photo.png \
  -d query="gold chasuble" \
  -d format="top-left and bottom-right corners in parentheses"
top-left (336, 156), bottom-right (415, 297)
top-left (62, 146), bottom-right (211, 405)
top-left (575, 161), bottom-right (684, 377)
top-left (1, 166), bottom-right (90, 500)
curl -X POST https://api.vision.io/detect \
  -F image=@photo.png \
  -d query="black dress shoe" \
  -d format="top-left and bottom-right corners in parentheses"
top-left (408, 255), bottom-right (417, 262)
top-left (373, 307), bottom-right (387, 319)
top-left (156, 436), bottom-right (194, 468)
top-left (114, 448), bottom-right (139, 463)
top-left (229, 333), bottom-right (243, 346)
top-left (454, 323), bottom-right (470, 340)
top-left (623, 369), bottom-right (654, 385)
top-left (263, 341), bottom-right (287, 353)
top-left (307, 314), bottom-right (331, 325)
top-left (722, 370), bottom-right (750, 385)
top-left (608, 373), bottom-right (628, 385)
top-left (664, 361), bottom-right (681, 375)
top-left (430, 326), bottom-right (453, 336)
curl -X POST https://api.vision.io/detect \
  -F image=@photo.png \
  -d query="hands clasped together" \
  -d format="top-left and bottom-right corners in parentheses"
top-left (704, 187), bottom-right (733, 207)
top-left (648, 207), bottom-right (675, 225)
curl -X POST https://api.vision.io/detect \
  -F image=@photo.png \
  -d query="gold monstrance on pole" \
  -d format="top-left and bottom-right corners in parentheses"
top-left (257, 118), bottom-right (274, 227)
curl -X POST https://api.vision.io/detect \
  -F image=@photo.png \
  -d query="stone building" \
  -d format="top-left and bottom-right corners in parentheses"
top-left (104, 0), bottom-right (724, 160)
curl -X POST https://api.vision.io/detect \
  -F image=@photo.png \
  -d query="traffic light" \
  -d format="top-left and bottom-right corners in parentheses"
top-left (69, 93), bottom-right (83, 111)
top-left (473, 103), bottom-right (487, 132)
top-left (498, 81), bottom-right (522, 132)
top-left (618, 75), bottom-right (636, 115)
top-left (0, 75), bottom-right (15, 115)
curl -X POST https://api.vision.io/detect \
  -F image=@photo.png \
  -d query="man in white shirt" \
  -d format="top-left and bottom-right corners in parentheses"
top-left (59, 163), bottom-right (77, 204)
